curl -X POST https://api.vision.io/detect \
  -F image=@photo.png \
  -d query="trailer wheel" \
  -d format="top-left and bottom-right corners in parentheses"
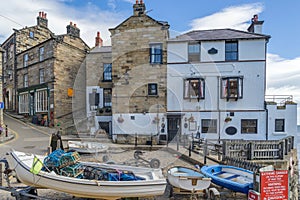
top-left (149, 158), bottom-right (160, 168)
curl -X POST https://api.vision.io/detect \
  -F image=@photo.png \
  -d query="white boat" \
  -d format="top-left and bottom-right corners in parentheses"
top-left (7, 150), bottom-right (167, 200)
top-left (67, 141), bottom-right (108, 153)
top-left (167, 166), bottom-right (211, 191)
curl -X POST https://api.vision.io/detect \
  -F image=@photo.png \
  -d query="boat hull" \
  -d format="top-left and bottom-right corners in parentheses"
top-left (167, 166), bottom-right (211, 191)
top-left (7, 151), bottom-right (166, 200)
top-left (201, 165), bottom-right (253, 194)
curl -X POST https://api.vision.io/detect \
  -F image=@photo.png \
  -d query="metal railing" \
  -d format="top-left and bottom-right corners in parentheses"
top-left (265, 95), bottom-right (294, 106)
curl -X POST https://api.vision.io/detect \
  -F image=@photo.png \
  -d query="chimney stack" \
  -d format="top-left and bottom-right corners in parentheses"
top-left (133, 0), bottom-right (146, 16)
top-left (247, 14), bottom-right (264, 34)
top-left (95, 31), bottom-right (103, 47)
top-left (37, 11), bottom-right (48, 28)
top-left (66, 21), bottom-right (80, 37)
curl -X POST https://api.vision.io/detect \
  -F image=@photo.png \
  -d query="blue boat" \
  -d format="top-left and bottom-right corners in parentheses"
top-left (201, 165), bottom-right (253, 194)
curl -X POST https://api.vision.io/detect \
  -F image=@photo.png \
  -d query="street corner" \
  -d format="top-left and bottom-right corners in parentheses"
top-left (0, 131), bottom-right (15, 144)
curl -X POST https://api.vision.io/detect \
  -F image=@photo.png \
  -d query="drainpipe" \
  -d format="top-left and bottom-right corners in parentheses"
top-left (217, 76), bottom-right (221, 143)
top-left (265, 101), bottom-right (269, 141)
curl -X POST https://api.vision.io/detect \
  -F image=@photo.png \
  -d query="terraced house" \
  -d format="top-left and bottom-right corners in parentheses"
top-left (16, 20), bottom-right (89, 128)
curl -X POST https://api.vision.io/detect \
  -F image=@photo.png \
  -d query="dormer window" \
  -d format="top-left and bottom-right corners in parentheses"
top-left (184, 78), bottom-right (205, 100)
top-left (221, 77), bottom-right (243, 101)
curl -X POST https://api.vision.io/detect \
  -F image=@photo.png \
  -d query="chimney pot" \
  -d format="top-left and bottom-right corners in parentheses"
top-left (95, 31), bottom-right (103, 47)
top-left (74, 24), bottom-right (77, 28)
top-left (140, 0), bottom-right (143, 4)
top-left (39, 11), bottom-right (42, 17)
top-left (136, 0), bottom-right (138, 4)
top-left (44, 13), bottom-right (47, 19)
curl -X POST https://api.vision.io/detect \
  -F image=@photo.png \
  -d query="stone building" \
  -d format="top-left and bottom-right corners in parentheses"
top-left (108, 0), bottom-right (169, 143)
top-left (81, 32), bottom-right (113, 136)
top-left (1, 12), bottom-right (53, 112)
top-left (16, 22), bottom-right (89, 128)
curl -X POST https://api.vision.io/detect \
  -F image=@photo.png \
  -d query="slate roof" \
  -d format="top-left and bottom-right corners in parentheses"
top-left (168, 28), bottom-right (271, 42)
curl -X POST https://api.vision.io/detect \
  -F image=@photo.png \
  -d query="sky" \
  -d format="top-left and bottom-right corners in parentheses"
top-left (1, 0), bottom-right (300, 124)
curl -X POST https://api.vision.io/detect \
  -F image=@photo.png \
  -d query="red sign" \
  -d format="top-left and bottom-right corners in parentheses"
top-left (260, 170), bottom-right (289, 200)
top-left (248, 190), bottom-right (260, 200)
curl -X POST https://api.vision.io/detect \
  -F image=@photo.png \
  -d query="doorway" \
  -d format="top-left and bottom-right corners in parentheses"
top-left (167, 115), bottom-right (181, 142)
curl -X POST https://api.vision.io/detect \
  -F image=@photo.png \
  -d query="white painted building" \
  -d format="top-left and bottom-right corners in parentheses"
top-left (166, 17), bottom-right (297, 143)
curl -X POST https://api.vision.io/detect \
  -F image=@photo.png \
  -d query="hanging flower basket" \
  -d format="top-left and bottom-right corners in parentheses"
top-left (117, 115), bottom-right (124, 123)
top-left (224, 117), bottom-right (232, 123)
top-left (152, 116), bottom-right (160, 124)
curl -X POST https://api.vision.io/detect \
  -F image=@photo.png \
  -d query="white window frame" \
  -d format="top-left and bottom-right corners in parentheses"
top-left (19, 93), bottom-right (29, 114)
top-left (39, 69), bottom-right (45, 84)
top-left (150, 43), bottom-right (162, 64)
top-left (24, 54), bottom-right (29, 67)
top-left (35, 89), bottom-right (48, 112)
top-left (188, 42), bottom-right (200, 62)
top-left (39, 46), bottom-right (44, 61)
top-left (23, 74), bottom-right (28, 87)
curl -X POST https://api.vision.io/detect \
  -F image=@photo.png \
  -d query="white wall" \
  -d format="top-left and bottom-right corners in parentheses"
top-left (239, 39), bottom-right (266, 61)
top-left (201, 41), bottom-right (225, 62)
top-left (267, 104), bottom-right (298, 143)
top-left (167, 61), bottom-right (266, 111)
top-left (167, 42), bottom-right (187, 63)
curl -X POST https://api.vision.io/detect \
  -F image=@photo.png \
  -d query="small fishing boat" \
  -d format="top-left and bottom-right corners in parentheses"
top-left (6, 150), bottom-right (167, 200)
top-left (201, 165), bottom-right (253, 194)
top-left (67, 141), bottom-right (108, 154)
top-left (167, 166), bottom-right (211, 191)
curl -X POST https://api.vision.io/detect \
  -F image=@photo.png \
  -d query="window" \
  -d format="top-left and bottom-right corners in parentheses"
top-left (19, 93), bottom-right (29, 113)
top-left (29, 31), bottom-right (34, 38)
top-left (9, 45), bottom-right (13, 59)
top-left (184, 78), bottom-right (205, 99)
top-left (103, 63), bottom-right (112, 81)
top-left (35, 89), bottom-right (48, 112)
top-left (39, 69), bottom-right (45, 84)
top-left (150, 43), bottom-right (162, 64)
top-left (225, 41), bottom-right (238, 61)
top-left (201, 119), bottom-right (217, 133)
top-left (241, 119), bottom-right (257, 133)
top-left (103, 88), bottom-right (112, 108)
top-left (188, 43), bottom-right (200, 62)
top-left (89, 90), bottom-right (100, 111)
top-left (39, 47), bottom-right (44, 61)
top-left (275, 119), bottom-right (285, 132)
top-left (148, 83), bottom-right (158, 96)
top-left (3, 50), bottom-right (7, 63)
top-left (221, 77), bottom-right (243, 101)
top-left (23, 74), bottom-right (28, 87)
top-left (23, 54), bottom-right (29, 67)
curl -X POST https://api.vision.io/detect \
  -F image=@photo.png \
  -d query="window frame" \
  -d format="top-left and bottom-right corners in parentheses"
top-left (39, 46), bottom-right (44, 61)
top-left (3, 50), bottom-right (7, 63)
top-left (188, 42), bottom-right (200, 62)
top-left (23, 74), bottom-right (28, 87)
top-left (275, 119), bottom-right (285, 132)
top-left (221, 77), bottom-right (243, 101)
top-left (23, 53), bottom-right (29, 67)
top-left (103, 88), bottom-right (112, 108)
top-left (39, 69), bottom-right (45, 84)
top-left (149, 43), bottom-right (163, 64)
top-left (201, 119), bottom-right (217, 133)
top-left (35, 89), bottom-right (48, 112)
top-left (241, 119), bottom-right (258, 134)
top-left (225, 41), bottom-right (238, 61)
top-left (103, 63), bottom-right (112, 82)
top-left (19, 92), bottom-right (29, 114)
top-left (184, 78), bottom-right (205, 100)
top-left (148, 83), bottom-right (158, 96)
top-left (29, 31), bottom-right (34, 39)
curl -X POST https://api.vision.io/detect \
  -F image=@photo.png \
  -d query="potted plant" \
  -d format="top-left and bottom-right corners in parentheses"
top-left (225, 116), bottom-right (232, 123)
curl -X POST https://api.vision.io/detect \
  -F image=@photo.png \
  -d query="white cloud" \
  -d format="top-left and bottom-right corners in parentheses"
top-left (189, 3), bottom-right (264, 31)
top-left (266, 54), bottom-right (300, 124)
top-left (0, 0), bottom-right (124, 47)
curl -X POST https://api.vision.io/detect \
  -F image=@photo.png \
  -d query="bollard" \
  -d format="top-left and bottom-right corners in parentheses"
top-left (5, 125), bottom-right (8, 137)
